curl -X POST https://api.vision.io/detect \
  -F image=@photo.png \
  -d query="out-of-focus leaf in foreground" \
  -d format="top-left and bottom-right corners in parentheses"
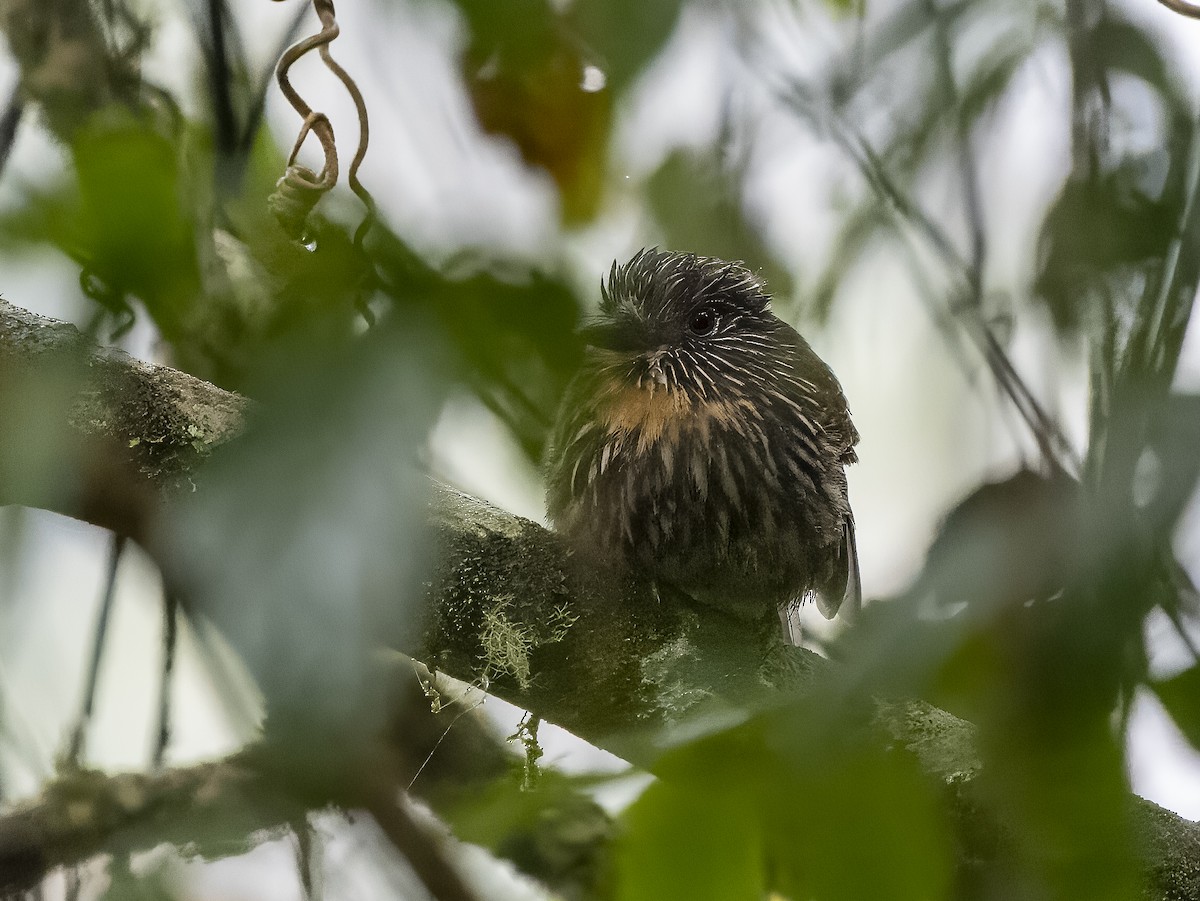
top-left (823, 450), bottom-right (1200, 900)
top-left (1153, 664), bottom-right (1200, 751)
top-left (453, 0), bottom-right (682, 221)
top-left (166, 322), bottom-right (445, 771)
top-left (1034, 11), bottom-right (1192, 338)
top-left (373, 230), bottom-right (584, 461)
top-left (70, 113), bottom-right (202, 339)
top-left (457, 0), bottom-right (613, 222)
top-left (568, 0), bottom-right (683, 95)
top-left (618, 778), bottom-right (763, 901)
top-left (449, 769), bottom-right (614, 896)
top-left (0, 108), bottom-right (205, 341)
top-left (616, 704), bottom-right (951, 901)
top-left (646, 148), bottom-right (794, 302)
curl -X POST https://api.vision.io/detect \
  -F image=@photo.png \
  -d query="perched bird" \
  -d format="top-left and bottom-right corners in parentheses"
top-left (546, 249), bottom-right (860, 640)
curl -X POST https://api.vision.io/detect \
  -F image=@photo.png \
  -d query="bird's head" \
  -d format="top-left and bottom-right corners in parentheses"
top-left (581, 248), bottom-right (788, 399)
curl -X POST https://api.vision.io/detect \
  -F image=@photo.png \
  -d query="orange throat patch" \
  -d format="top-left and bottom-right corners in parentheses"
top-left (597, 380), bottom-right (753, 455)
top-left (600, 382), bottom-right (692, 444)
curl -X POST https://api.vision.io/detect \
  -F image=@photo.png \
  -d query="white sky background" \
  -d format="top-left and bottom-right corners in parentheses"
top-left (3, 0), bottom-right (1200, 895)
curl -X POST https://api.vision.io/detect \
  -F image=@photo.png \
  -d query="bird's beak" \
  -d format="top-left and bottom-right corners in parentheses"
top-left (579, 317), bottom-right (642, 353)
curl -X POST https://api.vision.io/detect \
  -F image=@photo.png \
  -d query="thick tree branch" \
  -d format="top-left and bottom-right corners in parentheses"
top-left (0, 668), bottom-right (529, 898)
top-left (0, 298), bottom-right (247, 543)
top-left (2, 298), bottom-right (1199, 900)
top-left (0, 755), bottom-right (286, 895)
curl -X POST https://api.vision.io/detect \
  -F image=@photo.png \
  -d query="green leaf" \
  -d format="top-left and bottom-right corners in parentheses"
top-left (71, 114), bottom-right (201, 338)
top-left (1152, 665), bottom-right (1200, 750)
top-left (767, 746), bottom-right (952, 901)
top-left (617, 701), bottom-right (952, 901)
top-left (373, 229), bottom-right (584, 461)
top-left (1093, 17), bottom-right (1173, 99)
top-left (646, 148), bottom-right (794, 301)
top-left (1035, 172), bottom-right (1179, 334)
top-left (569, 0), bottom-right (684, 95)
top-left (168, 323), bottom-right (445, 767)
top-left (617, 780), bottom-right (764, 901)
top-left (449, 771), bottom-right (613, 894)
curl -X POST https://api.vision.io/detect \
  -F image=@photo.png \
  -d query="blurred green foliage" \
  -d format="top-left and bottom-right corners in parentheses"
top-left (453, 0), bottom-right (682, 218)
top-left (0, 0), bottom-right (1199, 898)
top-left (167, 322), bottom-right (445, 766)
top-left (617, 702), bottom-right (953, 901)
top-left (647, 147), bottom-right (794, 300)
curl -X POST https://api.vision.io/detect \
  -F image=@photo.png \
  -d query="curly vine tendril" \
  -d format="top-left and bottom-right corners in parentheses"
top-left (267, 0), bottom-right (375, 259)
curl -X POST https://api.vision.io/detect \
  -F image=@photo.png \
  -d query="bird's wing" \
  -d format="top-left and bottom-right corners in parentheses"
top-left (815, 515), bottom-right (861, 620)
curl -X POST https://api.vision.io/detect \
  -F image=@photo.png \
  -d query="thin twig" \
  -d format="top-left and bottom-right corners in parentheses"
top-left (777, 83), bottom-right (1079, 474)
top-left (292, 817), bottom-right (324, 901)
top-left (0, 84), bottom-right (25, 182)
top-left (243, 3), bottom-right (311, 157)
top-left (313, 11), bottom-right (375, 232)
top-left (272, 0), bottom-right (340, 191)
top-left (205, 0), bottom-right (238, 158)
top-left (197, 0), bottom-right (246, 197)
top-left (65, 533), bottom-right (126, 766)
top-left (64, 865), bottom-right (82, 901)
top-left (1131, 118), bottom-right (1200, 393)
top-left (1158, 0), bottom-right (1200, 19)
top-left (927, 0), bottom-right (1042, 471)
top-left (924, 0), bottom-right (988, 296)
top-left (152, 589), bottom-right (179, 769)
top-left (406, 685), bottom-right (487, 792)
top-left (365, 791), bottom-right (481, 901)
top-left (509, 712), bottom-right (543, 791)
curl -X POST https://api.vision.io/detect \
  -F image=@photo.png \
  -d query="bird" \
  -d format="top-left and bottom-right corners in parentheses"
top-left (545, 249), bottom-right (860, 642)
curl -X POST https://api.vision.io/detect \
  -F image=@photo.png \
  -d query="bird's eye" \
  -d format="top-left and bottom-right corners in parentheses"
top-left (688, 308), bottom-right (717, 336)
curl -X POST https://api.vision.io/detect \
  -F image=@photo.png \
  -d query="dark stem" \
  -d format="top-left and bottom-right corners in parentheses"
top-left (66, 533), bottom-right (126, 765)
top-left (1159, 0), bottom-right (1200, 17)
top-left (292, 817), bottom-right (323, 901)
top-left (779, 85), bottom-right (1077, 473)
top-left (63, 867), bottom-right (81, 901)
top-left (1064, 0), bottom-right (1109, 180)
top-left (153, 589), bottom-right (179, 769)
top-left (923, 0), bottom-right (987, 294)
top-left (241, 3), bottom-right (311, 157)
top-left (205, 0), bottom-right (240, 191)
top-left (365, 793), bottom-right (481, 901)
top-left (0, 84), bottom-right (25, 182)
